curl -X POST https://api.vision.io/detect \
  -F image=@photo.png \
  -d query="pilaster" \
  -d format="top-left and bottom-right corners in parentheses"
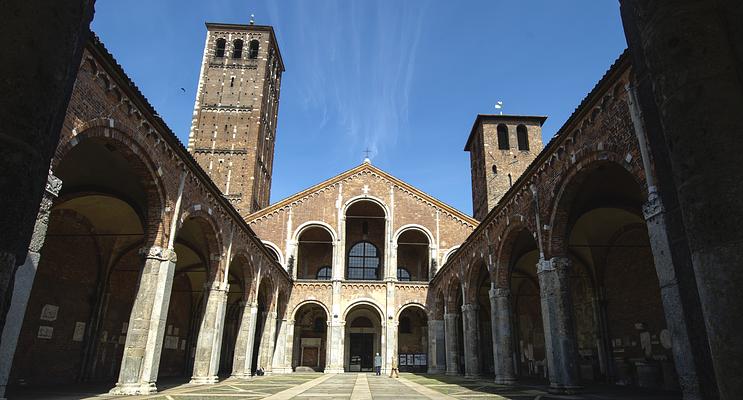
top-left (427, 319), bottom-right (446, 374)
top-left (443, 313), bottom-right (460, 375)
top-left (461, 304), bottom-right (481, 378)
top-left (190, 282), bottom-right (229, 384)
top-left (231, 303), bottom-right (258, 378)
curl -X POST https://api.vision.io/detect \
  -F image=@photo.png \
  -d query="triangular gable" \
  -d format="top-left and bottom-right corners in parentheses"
top-left (245, 162), bottom-right (478, 228)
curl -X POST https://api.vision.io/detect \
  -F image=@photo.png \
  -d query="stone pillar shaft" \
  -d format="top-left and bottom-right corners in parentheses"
top-left (427, 320), bottom-right (445, 374)
top-left (257, 311), bottom-right (277, 373)
top-left (461, 304), bottom-right (480, 378)
top-left (271, 319), bottom-right (294, 373)
top-left (325, 322), bottom-right (345, 373)
top-left (190, 283), bottom-right (229, 384)
top-left (0, 172), bottom-right (61, 398)
top-left (443, 313), bottom-right (460, 375)
top-left (111, 247), bottom-right (177, 395)
top-left (537, 257), bottom-right (581, 393)
top-left (231, 304), bottom-right (258, 378)
top-left (490, 287), bottom-right (516, 384)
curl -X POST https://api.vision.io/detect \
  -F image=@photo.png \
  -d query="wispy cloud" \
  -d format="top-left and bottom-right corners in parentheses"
top-left (286, 0), bottom-right (429, 161)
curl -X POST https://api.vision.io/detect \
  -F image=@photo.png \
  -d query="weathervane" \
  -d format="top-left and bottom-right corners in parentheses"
top-left (495, 101), bottom-right (503, 115)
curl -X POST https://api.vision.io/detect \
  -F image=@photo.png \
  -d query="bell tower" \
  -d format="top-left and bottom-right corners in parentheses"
top-left (188, 21), bottom-right (284, 215)
top-left (465, 114), bottom-right (547, 220)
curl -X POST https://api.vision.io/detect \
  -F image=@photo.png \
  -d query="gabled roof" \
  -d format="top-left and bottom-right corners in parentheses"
top-left (246, 162), bottom-right (479, 227)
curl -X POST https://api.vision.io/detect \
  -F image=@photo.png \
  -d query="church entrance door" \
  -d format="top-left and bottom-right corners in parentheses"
top-left (350, 333), bottom-right (374, 371)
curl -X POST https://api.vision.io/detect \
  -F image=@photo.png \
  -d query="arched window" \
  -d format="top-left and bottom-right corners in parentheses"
top-left (347, 241), bottom-right (380, 280)
top-left (497, 124), bottom-right (509, 150)
top-left (232, 39), bottom-right (244, 59)
top-left (248, 40), bottom-right (260, 59)
top-left (316, 266), bottom-right (332, 280)
top-left (517, 124), bottom-right (529, 151)
top-left (214, 38), bottom-right (226, 58)
top-left (397, 267), bottom-right (411, 281)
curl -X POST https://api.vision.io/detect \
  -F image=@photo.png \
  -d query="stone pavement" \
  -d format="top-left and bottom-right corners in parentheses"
top-left (6, 373), bottom-right (682, 399)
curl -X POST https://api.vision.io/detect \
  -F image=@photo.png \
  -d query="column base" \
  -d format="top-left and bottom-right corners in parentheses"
top-left (465, 373), bottom-right (481, 380)
top-left (427, 367), bottom-right (446, 374)
top-left (324, 367), bottom-right (344, 374)
top-left (271, 367), bottom-right (293, 374)
top-left (494, 376), bottom-right (517, 385)
top-left (190, 376), bottom-right (219, 385)
top-left (230, 373), bottom-right (253, 380)
top-left (547, 384), bottom-right (582, 394)
top-left (445, 370), bottom-right (461, 376)
top-left (109, 382), bottom-right (158, 396)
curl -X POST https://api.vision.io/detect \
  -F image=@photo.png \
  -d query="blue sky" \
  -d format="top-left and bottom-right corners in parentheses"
top-left (91, 1), bottom-right (627, 216)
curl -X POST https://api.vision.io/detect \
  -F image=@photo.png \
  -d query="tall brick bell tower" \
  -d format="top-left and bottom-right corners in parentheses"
top-left (465, 114), bottom-right (546, 220)
top-left (188, 21), bottom-right (284, 215)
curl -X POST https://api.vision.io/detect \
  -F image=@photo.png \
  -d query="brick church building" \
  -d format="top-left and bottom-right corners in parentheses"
top-left (0, 19), bottom-right (713, 400)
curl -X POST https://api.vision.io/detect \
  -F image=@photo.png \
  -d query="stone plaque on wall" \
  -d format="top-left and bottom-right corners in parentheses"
top-left (37, 326), bottom-right (53, 339)
top-left (40, 304), bottom-right (59, 321)
top-left (72, 322), bottom-right (86, 342)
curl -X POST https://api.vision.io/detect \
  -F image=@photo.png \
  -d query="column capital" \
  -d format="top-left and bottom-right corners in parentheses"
top-left (489, 287), bottom-right (510, 298)
top-left (461, 303), bottom-right (479, 312)
top-left (139, 246), bottom-right (177, 262)
top-left (642, 191), bottom-right (665, 220)
top-left (537, 257), bottom-right (569, 274)
top-left (45, 170), bottom-right (63, 197)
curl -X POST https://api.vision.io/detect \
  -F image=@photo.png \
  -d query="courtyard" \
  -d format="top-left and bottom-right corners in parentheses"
top-left (7, 373), bottom-right (681, 400)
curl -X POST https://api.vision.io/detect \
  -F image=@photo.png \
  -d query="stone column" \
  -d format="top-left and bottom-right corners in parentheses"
top-left (231, 302), bottom-right (258, 378)
top-left (461, 304), bottom-right (481, 378)
top-left (271, 319), bottom-right (294, 373)
top-left (0, 172), bottom-right (61, 398)
top-left (190, 282), bottom-right (229, 384)
top-left (490, 287), bottom-right (516, 384)
top-left (110, 246), bottom-right (177, 395)
top-left (427, 319), bottom-right (446, 374)
top-left (537, 257), bottom-right (580, 393)
top-left (325, 321), bottom-right (345, 373)
top-left (443, 313), bottom-right (460, 375)
top-left (257, 311), bottom-right (277, 373)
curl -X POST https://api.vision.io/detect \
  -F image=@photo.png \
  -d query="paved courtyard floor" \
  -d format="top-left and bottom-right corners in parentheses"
top-left (7, 373), bottom-right (682, 400)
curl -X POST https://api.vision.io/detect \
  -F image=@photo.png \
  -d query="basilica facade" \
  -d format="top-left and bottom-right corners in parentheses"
top-left (0, 20), bottom-right (709, 400)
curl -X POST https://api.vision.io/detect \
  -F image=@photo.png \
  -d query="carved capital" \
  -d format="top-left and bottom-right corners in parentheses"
top-left (489, 287), bottom-right (510, 299)
top-left (537, 257), bottom-right (570, 274)
top-left (45, 172), bottom-right (63, 197)
top-left (461, 303), bottom-right (479, 313)
top-left (140, 246), bottom-right (177, 262)
top-left (642, 191), bottom-right (665, 220)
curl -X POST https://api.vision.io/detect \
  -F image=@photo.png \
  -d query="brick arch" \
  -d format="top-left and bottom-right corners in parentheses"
top-left (229, 250), bottom-right (255, 301)
top-left (494, 220), bottom-right (537, 288)
top-left (444, 275), bottom-right (462, 314)
top-left (291, 300), bottom-right (331, 322)
top-left (178, 206), bottom-right (225, 282)
top-left (546, 151), bottom-right (646, 258)
top-left (463, 256), bottom-right (489, 304)
top-left (52, 121), bottom-right (167, 246)
top-left (255, 271), bottom-right (276, 311)
top-left (426, 287), bottom-right (446, 320)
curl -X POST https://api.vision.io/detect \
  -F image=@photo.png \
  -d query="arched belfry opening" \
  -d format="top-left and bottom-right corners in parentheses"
top-left (296, 226), bottom-right (333, 280)
top-left (345, 201), bottom-right (386, 280)
top-left (396, 229), bottom-right (430, 281)
top-left (344, 304), bottom-right (383, 372)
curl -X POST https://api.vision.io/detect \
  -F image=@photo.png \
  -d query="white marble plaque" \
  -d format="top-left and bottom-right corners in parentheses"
top-left (164, 335), bottom-right (179, 349)
top-left (40, 304), bottom-right (59, 321)
top-left (72, 322), bottom-right (86, 342)
top-left (37, 326), bottom-right (53, 339)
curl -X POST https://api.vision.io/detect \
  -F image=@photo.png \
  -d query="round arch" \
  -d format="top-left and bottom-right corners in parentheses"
top-left (293, 221), bottom-right (338, 242)
top-left (393, 224), bottom-right (434, 245)
top-left (342, 195), bottom-right (390, 218)
top-left (396, 302), bottom-right (427, 320)
top-left (440, 246), bottom-right (461, 266)
top-left (261, 241), bottom-right (284, 266)
top-left (546, 153), bottom-right (646, 257)
top-left (495, 221), bottom-right (536, 288)
top-left (291, 300), bottom-right (331, 322)
top-left (342, 299), bottom-right (386, 322)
